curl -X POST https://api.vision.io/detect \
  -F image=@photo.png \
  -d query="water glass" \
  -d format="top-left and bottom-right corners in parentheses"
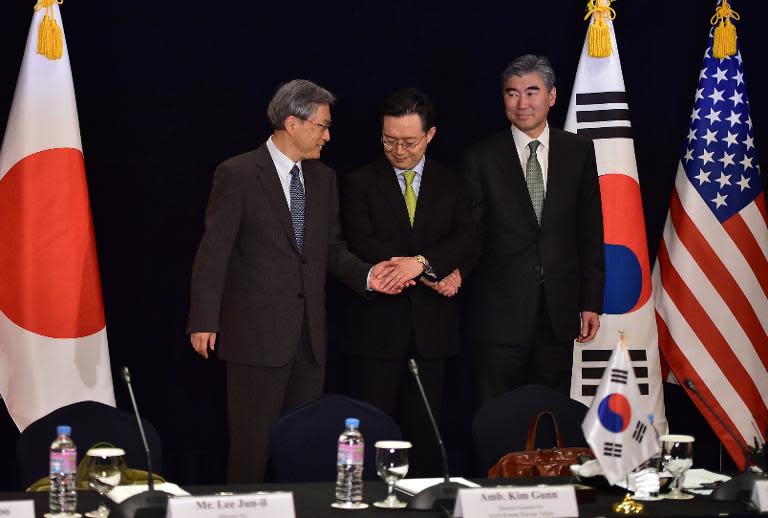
top-left (84, 447), bottom-right (125, 517)
top-left (373, 440), bottom-right (412, 508)
top-left (660, 434), bottom-right (694, 500)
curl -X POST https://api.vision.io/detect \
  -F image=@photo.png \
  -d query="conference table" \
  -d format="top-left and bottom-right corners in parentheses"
top-left (0, 478), bottom-right (756, 517)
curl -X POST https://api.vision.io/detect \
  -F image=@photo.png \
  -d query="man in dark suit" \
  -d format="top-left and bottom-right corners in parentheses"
top-left (340, 89), bottom-right (478, 475)
top-left (464, 55), bottom-right (605, 405)
top-left (187, 79), bottom-right (408, 483)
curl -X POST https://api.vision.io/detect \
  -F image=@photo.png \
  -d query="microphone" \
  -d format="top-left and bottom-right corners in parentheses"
top-left (684, 378), bottom-right (762, 501)
top-left (406, 358), bottom-right (469, 511)
top-left (116, 366), bottom-right (169, 518)
top-left (122, 367), bottom-right (155, 491)
top-left (684, 379), bottom-right (751, 462)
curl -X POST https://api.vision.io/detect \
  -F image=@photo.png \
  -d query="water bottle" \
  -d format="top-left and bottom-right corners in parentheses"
top-left (49, 425), bottom-right (77, 515)
top-left (333, 417), bottom-right (367, 509)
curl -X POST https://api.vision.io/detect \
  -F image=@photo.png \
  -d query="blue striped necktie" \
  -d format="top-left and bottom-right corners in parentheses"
top-left (289, 164), bottom-right (305, 253)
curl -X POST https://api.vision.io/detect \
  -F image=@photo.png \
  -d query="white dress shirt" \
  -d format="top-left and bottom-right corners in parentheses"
top-left (511, 123), bottom-right (550, 195)
top-left (266, 136), bottom-right (304, 207)
top-left (392, 155), bottom-right (426, 197)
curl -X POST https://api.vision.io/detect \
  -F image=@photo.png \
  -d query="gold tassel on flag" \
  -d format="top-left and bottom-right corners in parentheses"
top-left (711, 0), bottom-right (740, 59)
top-left (584, 0), bottom-right (615, 58)
top-left (34, 0), bottom-right (64, 60)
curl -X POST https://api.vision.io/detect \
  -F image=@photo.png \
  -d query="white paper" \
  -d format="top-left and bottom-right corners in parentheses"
top-left (682, 468), bottom-right (732, 495)
top-left (395, 477), bottom-right (479, 495)
top-left (107, 482), bottom-right (190, 504)
top-left (166, 492), bottom-right (295, 518)
top-left (0, 500), bottom-right (34, 518)
top-left (453, 485), bottom-right (579, 518)
top-left (751, 478), bottom-right (768, 511)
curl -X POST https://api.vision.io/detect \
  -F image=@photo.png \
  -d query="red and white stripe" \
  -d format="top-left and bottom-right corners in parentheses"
top-left (653, 162), bottom-right (768, 468)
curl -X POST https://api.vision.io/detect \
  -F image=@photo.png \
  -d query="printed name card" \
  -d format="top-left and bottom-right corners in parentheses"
top-left (453, 485), bottom-right (579, 518)
top-left (166, 492), bottom-right (295, 518)
top-left (0, 500), bottom-right (34, 518)
top-left (751, 479), bottom-right (768, 512)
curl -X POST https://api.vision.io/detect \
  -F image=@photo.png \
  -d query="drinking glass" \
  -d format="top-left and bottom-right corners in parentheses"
top-left (85, 447), bottom-right (125, 517)
top-left (660, 434), bottom-right (694, 500)
top-left (373, 440), bottom-right (412, 508)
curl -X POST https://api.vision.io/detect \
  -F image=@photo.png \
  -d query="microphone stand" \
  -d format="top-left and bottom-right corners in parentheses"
top-left (116, 367), bottom-right (169, 518)
top-left (406, 359), bottom-right (469, 511)
top-left (684, 379), bottom-right (764, 501)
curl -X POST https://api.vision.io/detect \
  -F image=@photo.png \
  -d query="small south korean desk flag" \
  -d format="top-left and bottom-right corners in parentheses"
top-left (582, 334), bottom-right (660, 485)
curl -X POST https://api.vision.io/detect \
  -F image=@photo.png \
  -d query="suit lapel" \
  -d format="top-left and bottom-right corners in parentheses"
top-left (498, 131), bottom-right (539, 227)
top-left (302, 160), bottom-right (323, 254)
top-left (252, 144), bottom-right (299, 252)
top-left (542, 129), bottom-right (563, 230)
top-left (375, 159), bottom-right (413, 235)
top-left (412, 158), bottom-right (439, 237)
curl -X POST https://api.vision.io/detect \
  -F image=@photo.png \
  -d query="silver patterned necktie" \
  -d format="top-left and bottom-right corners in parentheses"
top-left (526, 140), bottom-right (544, 224)
top-left (289, 164), bottom-right (305, 253)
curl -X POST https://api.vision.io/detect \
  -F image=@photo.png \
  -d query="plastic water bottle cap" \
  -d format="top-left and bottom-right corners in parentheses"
top-left (345, 418), bottom-right (359, 428)
top-left (57, 425), bottom-right (71, 436)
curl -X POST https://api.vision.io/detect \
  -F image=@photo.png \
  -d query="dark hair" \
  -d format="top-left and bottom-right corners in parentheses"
top-left (381, 88), bottom-right (435, 132)
top-left (267, 79), bottom-right (335, 130)
top-left (501, 54), bottom-right (556, 92)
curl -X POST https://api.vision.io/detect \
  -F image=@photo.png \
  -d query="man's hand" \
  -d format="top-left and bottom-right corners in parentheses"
top-left (421, 268), bottom-right (462, 297)
top-left (370, 260), bottom-right (416, 294)
top-left (576, 311), bottom-right (600, 343)
top-left (389, 256), bottom-right (426, 281)
top-left (191, 332), bottom-right (217, 359)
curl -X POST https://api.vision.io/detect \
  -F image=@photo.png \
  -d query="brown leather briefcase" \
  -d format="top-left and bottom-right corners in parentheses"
top-left (488, 411), bottom-right (593, 478)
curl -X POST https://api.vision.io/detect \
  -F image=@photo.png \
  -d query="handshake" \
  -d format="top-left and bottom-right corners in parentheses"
top-left (370, 256), bottom-right (462, 297)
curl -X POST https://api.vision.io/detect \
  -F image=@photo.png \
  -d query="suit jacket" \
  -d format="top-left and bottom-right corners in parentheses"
top-left (340, 157), bottom-right (479, 359)
top-left (463, 127), bottom-right (605, 344)
top-left (187, 143), bottom-right (371, 367)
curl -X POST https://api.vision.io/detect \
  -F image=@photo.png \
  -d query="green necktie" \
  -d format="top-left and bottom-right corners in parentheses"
top-left (403, 170), bottom-right (417, 226)
top-left (526, 140), bottom-right (544, 224)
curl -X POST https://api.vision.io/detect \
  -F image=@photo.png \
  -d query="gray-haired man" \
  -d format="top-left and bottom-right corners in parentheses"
top-left (463, 55), bottom-right (605, 404)
top-left (188, 79), bottom-right (407, 482)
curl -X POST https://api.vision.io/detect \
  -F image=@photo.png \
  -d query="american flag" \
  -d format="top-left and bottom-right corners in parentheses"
top-left (653, 26), bottom-right (768, 469)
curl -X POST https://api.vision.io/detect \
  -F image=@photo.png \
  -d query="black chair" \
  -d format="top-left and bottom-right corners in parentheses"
top-left (268, 394), bottom-right (401, 482)
top-left (16, 400), bottom-right (162, 489)
top-left (472, 384), bottom-right (589, 476)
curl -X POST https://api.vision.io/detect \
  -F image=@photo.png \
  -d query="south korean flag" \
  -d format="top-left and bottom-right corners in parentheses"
top-left (582, 338), bottom-right (660, 485)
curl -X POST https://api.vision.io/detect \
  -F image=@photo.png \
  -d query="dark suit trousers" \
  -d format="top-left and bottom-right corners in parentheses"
top-left (344, 334), bottom-right (445, 478)
top-left (472, 287), bottom-right (573, 407)
top-left (226, 316), bottom-right (323, 483)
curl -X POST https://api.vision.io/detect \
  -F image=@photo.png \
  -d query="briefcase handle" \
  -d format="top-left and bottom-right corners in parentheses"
top-left (524, 411), bottom-right (565, 450)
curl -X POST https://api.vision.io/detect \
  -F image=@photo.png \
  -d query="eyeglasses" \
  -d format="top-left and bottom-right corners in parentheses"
top-left (381, 133), bottom-right (427, 151)
top-left (304, 118), bottom-right (332, 132)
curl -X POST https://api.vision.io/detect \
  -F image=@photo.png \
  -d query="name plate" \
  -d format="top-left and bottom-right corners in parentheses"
top-left (751, 479), bottom-right (768, 512)
top-left (166, 492), bottom-right (295, 518)
top-left (454, 485), bottom-right (579, 518)
top-left (0, 500), bottom-right (34, 518)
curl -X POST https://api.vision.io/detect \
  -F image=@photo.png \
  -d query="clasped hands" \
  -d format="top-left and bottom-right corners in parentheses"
top-left (370, 257), bottom-right (462, 297)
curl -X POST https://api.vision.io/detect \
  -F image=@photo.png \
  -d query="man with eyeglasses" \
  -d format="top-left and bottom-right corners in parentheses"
top-left (187, 79), bottom-right (410, 483)
top-left (340, 88), bottom-right (478, 475)
top-left (463, 55), bottom-right (605, 405)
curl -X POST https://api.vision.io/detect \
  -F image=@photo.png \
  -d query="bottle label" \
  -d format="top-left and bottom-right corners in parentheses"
top-left (50, 451), bottom-right (77, 474)
top-left (337, 443), bottom-right (364, 465)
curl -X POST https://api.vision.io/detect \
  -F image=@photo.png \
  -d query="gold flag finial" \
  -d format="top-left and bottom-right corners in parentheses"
top-left (34, 0), bottom-right (64, 60)
top-left (584, 0), bottom-right (616, 58)
top-left (711, 0), bottom-right (740, 59)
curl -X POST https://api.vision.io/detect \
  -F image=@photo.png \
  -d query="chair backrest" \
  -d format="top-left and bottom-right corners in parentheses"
top-left (16, 400), bottom-right (163, 489)
top-left (268, 394), bottom-right (401, 482)
top-left (472, 385), bottom-right (589, 476)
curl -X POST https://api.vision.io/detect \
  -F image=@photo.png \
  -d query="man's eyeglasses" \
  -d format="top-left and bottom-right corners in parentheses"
top-left (304, 118), bottom-right (332, 132)
top-left (381, 133), bottom-right (427, 151)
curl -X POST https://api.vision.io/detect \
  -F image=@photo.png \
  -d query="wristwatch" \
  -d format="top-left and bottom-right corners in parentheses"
top-left (415, 255), bottom-right (437, 281)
